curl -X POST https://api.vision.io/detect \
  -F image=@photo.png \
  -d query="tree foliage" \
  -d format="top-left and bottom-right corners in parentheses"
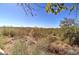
top-left (18, 3), bottom-right (78, 16)
top-left (46, 3), bottom-right (78, 15)
top-left (46, 3), bottom-right (67, 15)
top-left (60, 18), bottom-right (79, 46)
top-left (17, 3), bottom-right (36, 16)
top-left (60, 18), bottom-right (79, 28)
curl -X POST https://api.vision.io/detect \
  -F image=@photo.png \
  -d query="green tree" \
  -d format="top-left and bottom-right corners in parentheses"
top-left (46, 3), bottom-right (78, 15)
top-left (60, 18), bottom-right (78, 28)
top-left (60, 18), bottom-right (79, 45)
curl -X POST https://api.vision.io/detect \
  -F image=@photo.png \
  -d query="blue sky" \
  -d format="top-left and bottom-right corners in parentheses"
top-left (0, 3), bottom-right (78, 28)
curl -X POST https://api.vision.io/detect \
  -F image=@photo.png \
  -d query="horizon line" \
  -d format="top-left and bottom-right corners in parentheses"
top-left (0, 25), bottom-right (60, 28)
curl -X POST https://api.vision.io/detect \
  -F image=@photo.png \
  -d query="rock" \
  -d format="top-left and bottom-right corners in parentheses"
top-left (0, 48), bottom-right (5, 55)
top-left (66, 49), bottom-right (77, 55)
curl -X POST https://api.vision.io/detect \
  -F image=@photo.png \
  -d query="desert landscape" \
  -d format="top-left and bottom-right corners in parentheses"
top-left (0, 26), bottom-right (79, 55)
top-left (0, 3), bottom-right (79, 55)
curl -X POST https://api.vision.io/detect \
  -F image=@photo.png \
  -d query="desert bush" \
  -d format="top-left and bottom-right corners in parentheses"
top-left (26, 35), bottom-right (50, 54)
top-left (62, 27), bottom-right (79, 46)
top-left (8, 30), bottom-right (16, 37)
top-left (29, 38), bottom-right (52, 55)
top-left (29, 29), bottom-right (46, 41)
top-left (27, 44), bottom-right (49, 55)
top-left (48, 40), bottom-right (72, 55)
top-left (47, 34), bottom-right (61, 43)
top-left (72, 30), bottom-right (79, 46)
top-left (2, 27), bottom-right (9, 36)
top-left (12, 39), bottom-right (28, 55)
top-left (63, 28), bottom-right (75, 44)
top-left (60, 18), bottom-right (79, 44)
top-left (12, 38), bottom-right (49, 55)
top-left (1, 27), bottom-right (16, 37)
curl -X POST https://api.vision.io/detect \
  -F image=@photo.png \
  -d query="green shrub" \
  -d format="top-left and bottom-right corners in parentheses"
top-left (62, 27), bottom-right (79, 46)
top-left (72, 30), bottom-right (79, 46)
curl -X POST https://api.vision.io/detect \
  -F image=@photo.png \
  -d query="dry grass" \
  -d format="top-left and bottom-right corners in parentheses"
top-left (0, 37), bottom-right (5, 49)
top-left (12, 39), bottom-right (28, 55)
top-left (0, 27), bottom-right (79, 55)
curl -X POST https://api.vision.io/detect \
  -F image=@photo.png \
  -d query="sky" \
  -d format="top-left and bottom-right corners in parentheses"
top-left (0, 3), bottom-right (78, 28)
